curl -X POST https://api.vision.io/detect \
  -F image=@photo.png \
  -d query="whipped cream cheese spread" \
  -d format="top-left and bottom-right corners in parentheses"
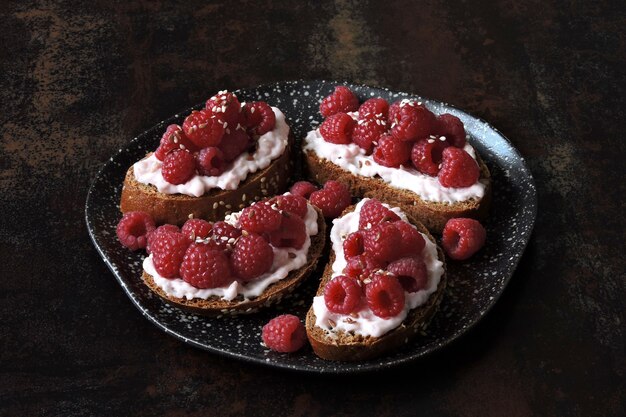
top-left (303, 119), bottom-right (487, 203)
top-left (144, 199), bottom-right (319, 301)
top-left (134, 107), bottom-right (289, 197)
top-left (312, 198), bottom-right (445, 338)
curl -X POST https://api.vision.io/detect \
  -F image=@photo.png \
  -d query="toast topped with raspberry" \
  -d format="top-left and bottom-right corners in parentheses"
top-left (303, 87), bottom-right (491, 233)
top-left (120, 91), bottom-right (293, 226)
top-left (305, 198), bottom-right (447, 361)
top-left (140, 193), bottom-right (326, 315)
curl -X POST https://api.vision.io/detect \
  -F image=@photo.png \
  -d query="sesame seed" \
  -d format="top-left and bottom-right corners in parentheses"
top-left (427, 139), bottom-right (435, 143)
top-left (250, 106), bottom-right (255, 114)
top-left (440, 136), bottom-right (446, 141)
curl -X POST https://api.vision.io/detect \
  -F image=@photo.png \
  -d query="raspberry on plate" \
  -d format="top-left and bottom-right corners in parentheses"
top-left (181, 218), bottom-right (213, 241)
top-left (239, 203), bottom-right (282, 234)
top-left (372, 133), bottom-right (412, 168)
top-left (324, 275), bottom-right (363, 314)
top-left (352, 117), bottom-right (387, 154)
top-left (343, 231), bottom-right (365, 258)
top-left (116, 211), bottom-right (156, 251)
top-left (180, 243), bottom-right (233, 288)
top-left (390, 102), bottom-right (436, 142)
top-left (309, 180), bottom-right (351, 219)
top-left (362, 222), bottom-right (402, 263)
top-left (435, 113), bottom-right (466, 148)
top-left (195, 147), bottom-right (226, 177)
top-left (205, 91), bottom-right (241, 126)
top-left (392, 220), bottom-right (426, 257)
top-left (365, 273), bottom-right (405, 318)
top-left (218, 129), bottom-right (251, 162)
top-left (411, 137), bottom-right (450, 176)
top-left (242, 101), bottom-right (276, 136)
top-left (358, 199), bottom-right (401, 230)
top-left (387, 257), bottom-right (428, 293)
top-left (146, 224), bottom-right (180, 254)
top-left (358, 98), bottom-right (389, 120)
top-left (150, 230), bottom-right (190, 278)
top-left (441, 218), bottom-right (486, 260)
top-left (269, 212), bottom-right (307, 249)
top-left (230, 233), bottom-right (274, 281)
top-left (289, 181), bottom-right (318, 199)
top-left (269, 194), bottom-right (308, 218)
top-left (154, 124), bottom-right (198, 161)
top-left (262, 314), bottom-right (307, 353)
top-left (182, 109), bottom-right (225, 148)
top-left (162, 149), bottom-right (196, 185)
top-left (438, 146), bottom-right (480, 188)
top-left (319, 86), bottom-right (359, 118)
top-left (319, 112), bottom-right (356, 145)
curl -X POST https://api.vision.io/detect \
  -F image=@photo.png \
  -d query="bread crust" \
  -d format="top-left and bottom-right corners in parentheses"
top-left (142, 206), bottom-right (326, 315)
top-left (305, 205), bottom-right (447, 361)
top-left (303, 149), bottom-right (491, 233)
top-left (120, 134), bottom-right (294, 226)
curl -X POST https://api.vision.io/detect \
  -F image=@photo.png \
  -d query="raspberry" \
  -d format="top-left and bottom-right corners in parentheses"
top-left (411, 137), bottom-right (450, 176)
top-left (116, 211), bottom-right (156, 251)
top-left (205, 91), bottom-right (241, 126)
top-left (181, 218), bottom-right (213, 241)
top-left (182, 109), bottom-right (225, 148)
top-left (387, 257), bottom-right (428, 293)
top-left (387, 100), bottom-right (402, 125)
top-left (269, 194), bottom-right (308, 218)
top-left (391, 103), bottom-right (436, 142)
top-left (319, 112), bottom-right (356, 145)
top-left (362, 222), bottom-right (402, 263)
top-left (441, 218), bottom-right (486, 260)
top-left (269, 212), bottom-right (307, 249)
top-left (161, 149), bottom-right (196, 185)
top-left (309, 180), bottom-right (351, 219)
top-left (365, 273), bottom-right (406, 318)
top-left (230, 233), bottom-right (274, 281)
top-left (242, 101), bottom-right (276, 135)
top-left (218, 129), bottom-right (251, 162)
top-left (195, 147), bottom-right (225, 177)
top-left (262, 314), bottom-right (307, 353)
top-left (392, 220), bottom-right (426, 257)
top-left (319, 86), bottom-right (359, 118)
top-left (343, 254), bottom-right (385, 280)
top-left (358, 98), bottom-right (389, 120)
top-left (239, 203), bottom-right (282, 234)
top-left (180, 243), bottom-right (233, 288)
top-left (438, 147), bottom-right (480, 188)
top-left (343, 231), bottom-right (365, 258)
top-left (372, 133), bottom-right (412, 168)
top-left (154, 124), bottom-right (198, 161)
top-left (352, 117), bottom-right (387, 154)
top-left (324, 275), bottom-right (363, 314)
top-left (210, 221), bottom-right (242, 250)
top-left (358, 199), bottom-right (401, 230)
top-left (435, 114), bottom-right (466, 148)
top-left (146, 224), bottom-right (179, 254)
top-left (289, 181), bottom-right (318, 199)
top-left (150, 231), bottom-right (190, 278)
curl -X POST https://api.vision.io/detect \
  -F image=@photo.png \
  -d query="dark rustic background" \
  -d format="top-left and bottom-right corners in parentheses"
top-left (1, 1), bottom-right (624, 416)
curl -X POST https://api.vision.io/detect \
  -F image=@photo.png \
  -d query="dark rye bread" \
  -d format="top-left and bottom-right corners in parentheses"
top-left (305, 206), bottom-right (447, 361)
top-left (120, 134), bottom-right (294, 226)
top-left (142, 206), bottom-right (326, 316)
top-left (304, 148), bottom-right (491, 233)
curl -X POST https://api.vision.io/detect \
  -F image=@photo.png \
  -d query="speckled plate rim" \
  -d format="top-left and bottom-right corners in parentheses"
top-left (86, 79), bottom-right (537, 374)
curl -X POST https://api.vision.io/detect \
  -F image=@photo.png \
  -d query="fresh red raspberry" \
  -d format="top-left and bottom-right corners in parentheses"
top-left (218, 129), bottom-right (251, 162)
top-left (195, 147), bottom-right (226, 177)
top-left (180, 243), bottom-right (233, 288)
top-left (239, 203), bottom-right (282, 234)
top-left (342, 254), bottom-right (385, 280)
top-left (161, 149), bottom-right (196, 185)
top-left (387, 257), bottom-right (428, 293)
top-left (116, 211), bottom-right (156, 251)
top-left (391, 103), bottom-right (436, 142)
top-left (319, 112), bottom-right (356, 145)
top-left (206, 91), bottom-right (241, 126)
top-left (319, 86), bottom-right (359, 118)
top-left (438, 147), bottom-right (480, 188)
top-left (154, 124), bottom-right (198, 161)
top-left (372, 133), bottom-right (412, 168)
top-left (269, 212), bottom-right (307, 249)
top-left (392, 220), bottom-right (426, 257)
top-left (324, 275), bottom-right (363, 314)
top-left (262, 314), bottom-right (307, 353)
top-left (289, 181), bottom-right (318, 199)
top-left (387, 100), bottom-right (402, 125)
top-left (365, 273), bottom-right (405, 318)
top-left (358, 98), bottom-right (389, 120)
top-left (230, 233), bottom-right (274, 281)
top-left (181, 218), bottom-right (213, 241)
top-left (150, 231), bottom-right (190, 278)
top-left (309, 180), bottom-right (351, 219)
top-left (358, 199), bottom-right (401, 230)
top-left (435, 113), bottom-right (466, 148)
top-left (411, 137), bottom-right (450, 176)
top-left (343, 231), bottom-right (365, 258)
top-left (210, 221), bottom-right (242, 250)
top-left (182, 109), bottom-right (225, 148)
top-left (269, 194), bottom-right (308, 218)
top-left (146, 224), bottom-right (180, 254)
top-left (441, 218), bottom-right (486, 260)
top-left (352, 117), bottom-right (387, 154)
top-left (242, 101), bottom-right (276, 135)
top-left (362, 222), bottom-right (402, 263)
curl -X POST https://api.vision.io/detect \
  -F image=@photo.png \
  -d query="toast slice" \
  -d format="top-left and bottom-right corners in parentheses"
top-left (141, 203), bottom-right (326, 316)
top-left (305, 200), bottom-right (447, 361)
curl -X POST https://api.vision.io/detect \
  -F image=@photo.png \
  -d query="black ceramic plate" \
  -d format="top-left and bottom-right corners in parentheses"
top-left (86, 80), bottom-right (536, 374)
